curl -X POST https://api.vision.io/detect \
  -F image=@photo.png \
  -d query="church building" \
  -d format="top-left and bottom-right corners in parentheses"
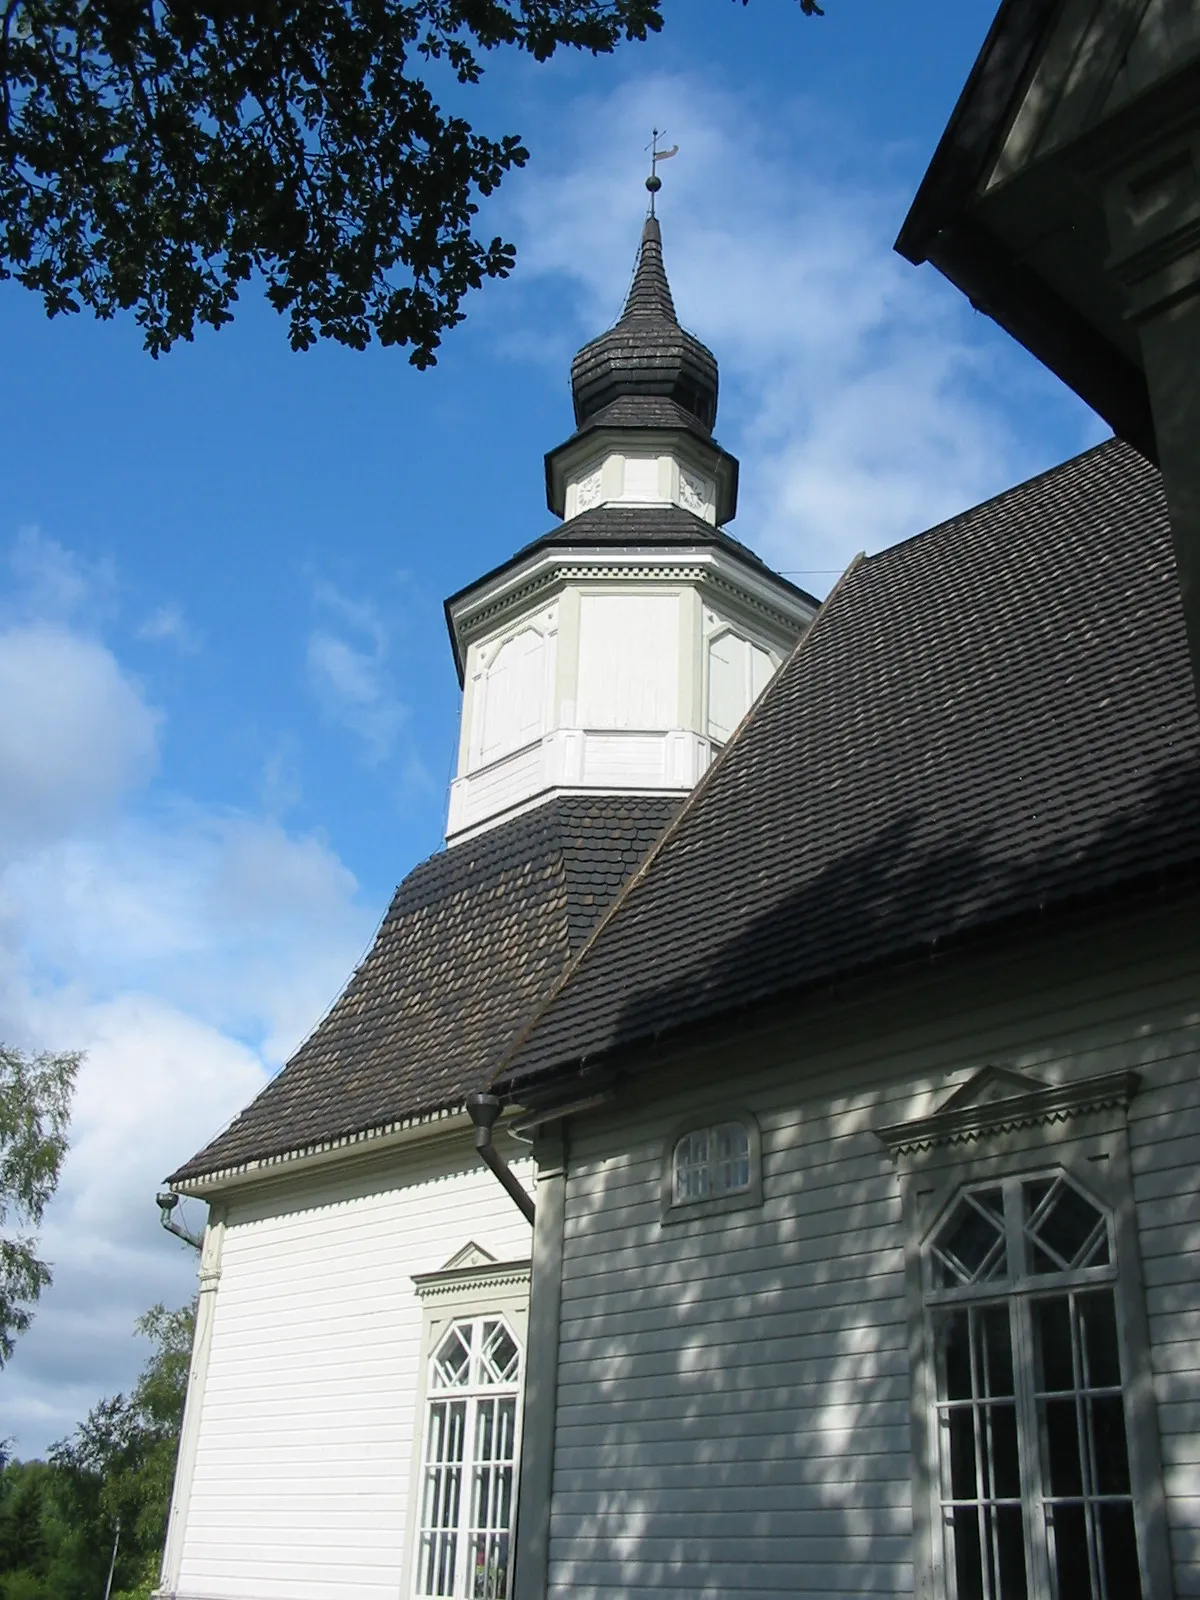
top-left (159, 5), bottom-right (1200, 1599)
top-left (487, 7), bottom-right (1200, 1600)
top-left (155, 215), bottom-right (815, 1600)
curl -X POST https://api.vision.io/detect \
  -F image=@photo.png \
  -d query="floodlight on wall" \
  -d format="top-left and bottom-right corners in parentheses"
top-left (156, 1190), bottom-right (204, 1250)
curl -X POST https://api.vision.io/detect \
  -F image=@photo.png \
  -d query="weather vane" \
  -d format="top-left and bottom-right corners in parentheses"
top-left (645, 128), bottom-right (678, 215)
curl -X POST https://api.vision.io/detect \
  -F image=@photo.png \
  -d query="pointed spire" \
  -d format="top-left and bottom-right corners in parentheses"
top-left (568, 213), bottom-right (718, 434)
top-left (619, 216), bottom-right (677, 323)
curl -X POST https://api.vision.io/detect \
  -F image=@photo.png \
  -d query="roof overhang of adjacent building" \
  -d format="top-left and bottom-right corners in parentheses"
top-left (168, 1104), bottom-right (474, 1198)
top-left (892, 0), bottom-right (1197, 465)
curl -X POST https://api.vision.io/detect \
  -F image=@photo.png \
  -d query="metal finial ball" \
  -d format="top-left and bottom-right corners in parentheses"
top-left (645, 174), bottom-right (662, 194)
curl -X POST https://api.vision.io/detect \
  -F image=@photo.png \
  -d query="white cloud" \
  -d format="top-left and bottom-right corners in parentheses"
top-left (0, 624), bottom-right (161, 847)
top-left (5, 527), bottom-right (116, 625)
top-left (259, 736), bottom-right (303, 817)
top-left (501, 73), bottom-right (1104, 590)
top-left (0, 803), bottom-right (373, 1453)
top-left (306, 582), bottom-right (408, 763)
top-left (137, 603), bottom-right (201, 653)
top-left (0, 547), bottom-right (376, 1454)
top-left (2, 999), bottom-right (268, 1451)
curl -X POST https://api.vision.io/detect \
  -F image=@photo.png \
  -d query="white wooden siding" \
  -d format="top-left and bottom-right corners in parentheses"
top-left (576, 594), bottom-right (679, 731)
top-left (548, 915), bottom-right (1200, 1600)
top-left (175, 1140), bottom-right (532, 1600)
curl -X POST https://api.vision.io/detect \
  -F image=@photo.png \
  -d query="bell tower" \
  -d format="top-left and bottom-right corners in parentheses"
top-left (444, 209), bottom-right (817, 843)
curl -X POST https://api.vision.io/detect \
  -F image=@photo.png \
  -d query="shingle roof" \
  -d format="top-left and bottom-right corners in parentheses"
top-left (570, 217), bottom-right (719, 433)
top-left (497, 440), bottom-right (1200, 1092)
top-left (521, 504), bottom-right (780, 578)
top-left (169, 794), bottom-right (679, 1183)
top-left (575, 396), bottom-right (714, 441)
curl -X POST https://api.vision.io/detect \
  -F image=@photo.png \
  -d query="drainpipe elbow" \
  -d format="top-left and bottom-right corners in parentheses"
top-left (465, 1092), bottom-right (535, 1226)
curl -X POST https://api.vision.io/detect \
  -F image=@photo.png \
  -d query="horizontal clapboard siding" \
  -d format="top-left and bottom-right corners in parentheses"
top-left (548, 914), bottom-right (1200, 1600)
top-left (177, 1141), bottom-right (531, 1600)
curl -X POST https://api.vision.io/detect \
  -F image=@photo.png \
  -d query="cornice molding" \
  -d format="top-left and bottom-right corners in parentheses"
top-left (172, 1103), bottom-right (472, 1195)
top-left (876, 1069), bottom-right (1141, 1158)
top-left (452, 546), bottom-right (813, 650)
top-left (412, 1258), bottom-right (532, 1301)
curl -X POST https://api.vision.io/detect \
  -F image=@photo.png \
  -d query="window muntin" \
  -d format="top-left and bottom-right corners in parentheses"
top-left (417, 1317), bottom-right (522, 1600)
top-left (931, 1187), bottom-right (1008, 1287)
top-left (672, 1121), bottom-right (751, 1204)
top-left (925, 1174), bottom-right (1141, 1600)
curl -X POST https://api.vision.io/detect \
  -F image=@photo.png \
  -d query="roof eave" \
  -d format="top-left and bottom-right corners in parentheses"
top-left (496, 864), bottom-right (1200, 1111)
top-left (895, 0), bottom-right (1064, 267)
top-left (168, 1104), bottom-right (474, 1197)
top-left (918, 218), bottom-right (1158, 462)
top-left (444, 521), bottom-right (812, 681)
top-left (894, 0), bottom-right (1159, 463)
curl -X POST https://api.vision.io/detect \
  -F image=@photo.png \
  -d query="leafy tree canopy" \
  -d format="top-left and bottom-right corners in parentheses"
top-left (0, 1300), bottom-right (195, 1600)
top-left (1, 0), bottom-right (820, 363)
top-left (0, 1044), bottom-right (81, 1367)
top-left (0, 0), bottom-right (660, 362)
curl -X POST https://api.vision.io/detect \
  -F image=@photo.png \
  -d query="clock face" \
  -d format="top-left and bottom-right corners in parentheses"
top-left (575, 466), bottom-right (603, 511)
top-left (679, 468), bottom-right (711, 515)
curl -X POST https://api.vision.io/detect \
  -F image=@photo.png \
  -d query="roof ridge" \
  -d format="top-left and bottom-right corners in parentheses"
top-left (866, 438), bottom-right (1129, 567)
top-left (491, 552), bottom-right (867, 1092)
top-left (168, 794), bottom-right (682, 1185)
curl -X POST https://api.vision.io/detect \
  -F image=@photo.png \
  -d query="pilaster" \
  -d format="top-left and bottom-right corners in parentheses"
top-left (155, 1207), bottom-right (226, 1599)
top-left (513, 1122), bottom-right (568, 1600)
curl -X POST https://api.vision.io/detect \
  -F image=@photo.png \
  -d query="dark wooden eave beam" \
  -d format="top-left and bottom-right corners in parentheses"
top-left (925, 217), bottom-right (1159, 462)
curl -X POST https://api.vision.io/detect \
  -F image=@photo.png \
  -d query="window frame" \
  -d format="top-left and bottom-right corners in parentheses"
top-left (661, 1106), bottom-right (762, 1223)
top-left (703, 620), bottom-right (779, 746)
top-left (878, 1068), bottom-right (1173, 1600)
top-left (403, 1249), bottom-right (532, 1600)
top-left (466, 617), bottom-right (556, 775)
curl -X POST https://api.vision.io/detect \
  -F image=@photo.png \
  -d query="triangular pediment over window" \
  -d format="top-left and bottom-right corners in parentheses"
top-left (876, 1064), bottom-right (1140, 1159)
top-left (439, 1241), bottom-right (497, 1272)
top-left (937, 1064), bottom-right (1049, 1112)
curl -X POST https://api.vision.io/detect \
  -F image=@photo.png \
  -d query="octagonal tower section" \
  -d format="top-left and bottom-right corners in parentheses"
top-left (444, 216), bottom-right (818, 844)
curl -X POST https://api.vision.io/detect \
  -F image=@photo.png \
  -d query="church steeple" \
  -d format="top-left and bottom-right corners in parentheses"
top-left (441, 205), bottom-right (817, 844)
top-left (569, 215), bottom-right (719, 434)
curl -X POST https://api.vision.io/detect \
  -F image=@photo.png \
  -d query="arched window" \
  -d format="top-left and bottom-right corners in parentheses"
top-left (673, 1121), bottom-right (751, 1203)
top-left (923, 1172), bottom-right (1143, 1600)
top-left (665, 1116), bottom-right (762, 1221)
top-left (476, 629), bottom-right (546, 767)
top-left (416, 1317), bottom-right (523, 1600)
top-left (707, 629), bottom-right (775, 745)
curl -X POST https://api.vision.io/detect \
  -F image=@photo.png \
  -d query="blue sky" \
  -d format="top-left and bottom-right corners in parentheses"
top-left (0, 0), bottom-right (1103, 1452)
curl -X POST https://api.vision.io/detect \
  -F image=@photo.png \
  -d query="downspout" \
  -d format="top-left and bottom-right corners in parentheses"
top-left (465, 1092), bottom-right (535, 1225)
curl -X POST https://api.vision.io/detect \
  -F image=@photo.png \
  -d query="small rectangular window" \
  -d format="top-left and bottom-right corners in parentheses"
top-left (673, 1121), bottom-right (751, 1205)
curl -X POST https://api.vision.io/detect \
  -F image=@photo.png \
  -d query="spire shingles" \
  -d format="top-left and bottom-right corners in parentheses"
top-left (620, 217), bottom-right (677, 322)
top-left (569, 215), bottom-right (718, 432)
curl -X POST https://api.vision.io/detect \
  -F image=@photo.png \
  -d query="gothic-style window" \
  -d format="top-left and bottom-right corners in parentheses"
top-left (477, 629), bottom-right (546, 766)
top-left (707, 630), bottom-right (775, 744)
top-left (416, 1317), bottom-right (523, 1600)
top-left (924, 1173), bottom-right (1144, 1600)
top-left (673, 1121), bottom-right (752, 1204)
